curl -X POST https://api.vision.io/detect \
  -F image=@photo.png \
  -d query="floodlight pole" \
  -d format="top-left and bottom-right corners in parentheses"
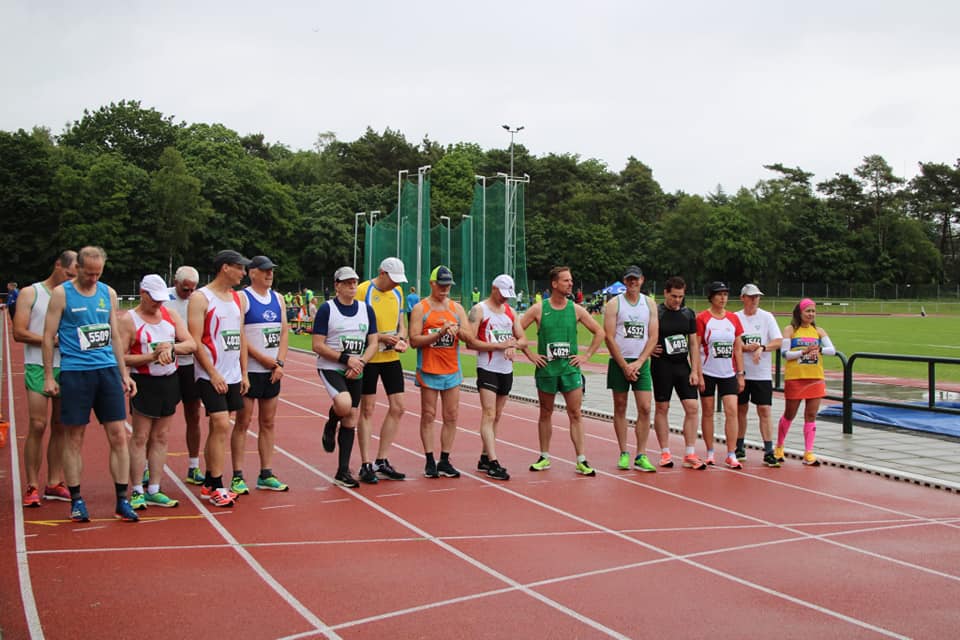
top-left (439, 215), bottom-right (451, 267)
top-left (502, 124), bottom-right (524, 179)
top-left (367, 210), bottom-right (380, 278)
top-left (353, 212), bottom-right (366, 272)
top-left (416, 165), bottom-right (431, 295)
top-left (397, 169), bottom-right (408, 255)
top-left (463, 214), bottom-right (473, 293)
top-left (475, 175), bottom-right (487, 286)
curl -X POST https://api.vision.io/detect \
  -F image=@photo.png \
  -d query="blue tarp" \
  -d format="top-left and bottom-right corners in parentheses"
top-left (602, 281), bottom-right (626, 295)
top-left (819, 401), bottom-right (960, 438)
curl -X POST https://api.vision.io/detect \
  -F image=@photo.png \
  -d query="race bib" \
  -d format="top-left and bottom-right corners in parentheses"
top-left (624, 321), bottom-right (645, 340)
top-left (221, 329), bottom-right (241, 352)
top-left (741, 333), bottom-right (761, 346)
top-left (78, 323), bottom-right (111, 351)
top-left (262, 327), bottom-right (281, 349)
top-left (800, 351), bottom-right (820, 365)
top-left (429, 327), bottom-right (457, 348)
top-left (664, 333), bottom-right (688, 355)
top-left (340, 335), bottom-right (366, 355)
top-left (491, 329), bottom-right (513, 343)
top-left (794, 337), bottom-right (819, 365)
top-left (546, 341), bottom-right (571, 361)
top-left (711, 341), bottom-right (734, 359)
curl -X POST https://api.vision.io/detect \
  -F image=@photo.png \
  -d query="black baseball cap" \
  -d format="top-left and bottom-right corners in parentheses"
top-left (248, 255), bottom-right (277, 270)
top-left (707, 281), bottom-right (730, 295)
top-left (623, 265), bottom-right (643, 279)
top-left (213, 250), bottom-right (251, 270)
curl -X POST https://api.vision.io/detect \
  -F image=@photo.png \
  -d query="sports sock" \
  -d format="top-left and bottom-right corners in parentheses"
top-left (115, 483), bottom-right (128, 500)
top-left (188, 457), bottom-right (200, 469)
top-left (803, 421), bottom-right (816, 451)
top-left (763, 440), bottom-right (774, 454)
top-left (131, 485), bottom-right (144, 496)
top-left (425, 452), bottom-right (436, 464)
top-left (260, 468), bottom-right (273, 480)
top-left (685, 446), bottom-right (695, 456)
top-left (440, 451), bottom-right (450, 462)
top-left (540, 451), bottom-right (550, 460)
top-left (147, 483), bottom-right (160, 495)
top-left (777, 416), bottom-right (791, 447)
top-left (577, 454), bottom-right (586, 463)
top-left (68, 485), bottom-right (81, 500)
top-left (209, 475), bottom-right (224, 490)
top-left (337, 426), bottom-right (355, 472)
top-left (736, 438), bottom-right (745, 450)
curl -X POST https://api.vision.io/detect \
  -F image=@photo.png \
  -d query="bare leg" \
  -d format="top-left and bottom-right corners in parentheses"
top-left (232, 397), bottom-right (255, 475)
top-left (419, 387), bottom-right (439, 453)
top-left (633, 390), bottom-right (652, 455)
top-left (146, 416), bottom-right (172, 484)
top-left (376, 392), bottom-right (405, 459)
top-left (256, 396), bottom-right (279, 471)
top-left (611, 391), bottom-right (629, 452)
top-left (562, 387), bottom-right (585, 456)
top-left (439, 386), bottom-right (460, 453)
top-left (536, 391), bottom-right (556, 453)
top-left (103, 420), bottom-right (130, 483)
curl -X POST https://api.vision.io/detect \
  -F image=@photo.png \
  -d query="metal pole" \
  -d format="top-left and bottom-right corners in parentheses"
top-left (397, 169), bottom-right (408, 257)
top-left (463, 214), bottom-right (472, 294)
top-left (416, 165), bottom-right (431, 296)
top-left (439, 215), bottom-right (451, 267)
top-left (353, 212), bottom-right (365, 272)
top-left (367, 211), bottom-right (380, 279)
top-left (475, 175), bottom-right (486, 287)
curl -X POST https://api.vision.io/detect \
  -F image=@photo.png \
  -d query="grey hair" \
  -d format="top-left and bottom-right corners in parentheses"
top-left (174, 266), bottom-right (200, 284)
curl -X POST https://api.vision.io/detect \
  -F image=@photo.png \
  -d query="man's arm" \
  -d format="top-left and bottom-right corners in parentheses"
top-left (637, 297), bottom-right (659, 366)
top-left (41, 286), bottom-right (66, 396)
top-left (108, 287), bottom-right (136, 397)
top-left (603, 297), bottom-right (630, 372)
top-left (518, 302), bottom-right (543, 365)
top-left (12, 285), bottom-right (38, 344)
top-left (572, 304), bottom-right (605, 369)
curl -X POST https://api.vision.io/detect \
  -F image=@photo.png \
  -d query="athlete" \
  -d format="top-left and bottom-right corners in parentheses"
top-left (232, 256), bottom-right (290, 493)
top-left (42, 246), bottom-right (139, 523)
top-left (735, 284), bottom-right (783, 467)
top-left (409, 265), bottom-right (474, 479)
top-left (405, 286), bottom-right (419, 325)
top-left (697, 281), bottom-right (746, 469)
top-left (650, 276), bottom-right (705, 470)
top-left (164, 266), bottom-right (205, 485)
top-left (777, 298), bottom-right (836, 466)
top-left (188, 250), bottom-right (251, 508)
top-left (313, 266), bottom-right (378, 488)
top-left (604, 265), bottom-right (659, 472)
top-left (520, 266), bottom-right (605, 476)
top-left (356, 257), bottom-right (409, 484)
top-left (120, 274), bottom-right (196, 509)
top-left (13, 250), bottom-right (77, 507)
top-left (468, 274), bottom-right (525, 481)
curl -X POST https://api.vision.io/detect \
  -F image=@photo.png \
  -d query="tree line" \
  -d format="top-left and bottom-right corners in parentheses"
top-left (1, 100), bottom-right (956, 292)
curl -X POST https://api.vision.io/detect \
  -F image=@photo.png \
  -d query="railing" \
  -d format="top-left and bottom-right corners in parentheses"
top-left (774, 350), bottom-right (960, 434)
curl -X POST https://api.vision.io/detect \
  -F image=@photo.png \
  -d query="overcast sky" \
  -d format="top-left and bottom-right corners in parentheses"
top-left (3, 1), bottom-right (958, 195)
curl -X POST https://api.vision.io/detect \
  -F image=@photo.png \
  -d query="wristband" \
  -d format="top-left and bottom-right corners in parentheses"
top-left (338, 352), bottom-right (350, 365)
top-left (275, 359), bottom-right (284, 368)
top-left (761, 345), bottom-right (766, 352)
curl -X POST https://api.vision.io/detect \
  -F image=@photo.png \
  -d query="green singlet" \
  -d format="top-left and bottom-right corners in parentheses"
top-left (536, 298), bottom-right (579, 379)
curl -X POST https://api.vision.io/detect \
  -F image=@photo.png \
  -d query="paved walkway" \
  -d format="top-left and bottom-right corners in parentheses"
top-left (461, 372), bottom-right (960, 494)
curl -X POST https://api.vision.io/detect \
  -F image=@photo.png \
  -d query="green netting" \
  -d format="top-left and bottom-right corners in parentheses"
top-left (363, 174), bottom-right (431, 293)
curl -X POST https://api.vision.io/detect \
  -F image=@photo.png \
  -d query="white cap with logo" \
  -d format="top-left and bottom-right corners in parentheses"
top-left (140, 274), bottom-right (169, 302)
top-left (492, 274), bottom-right (516, 298)
top-left (379, 257), bottom-right (407, 283)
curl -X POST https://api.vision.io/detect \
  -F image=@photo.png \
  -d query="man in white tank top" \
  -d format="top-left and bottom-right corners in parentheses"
top-left (188, 250), bottom-right (250, 508)
top-left (13, 250), bottom-right (77, 507)
top-left (603, 266), bottom-right (660, 473)
top-left (466, 274), bottom-right (524, 480)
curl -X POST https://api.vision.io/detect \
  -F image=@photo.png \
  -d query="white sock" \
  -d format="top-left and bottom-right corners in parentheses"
top-left (189, 457), bottom-right (200, 469)
top-left (147, 483), bottom-right (160, 495)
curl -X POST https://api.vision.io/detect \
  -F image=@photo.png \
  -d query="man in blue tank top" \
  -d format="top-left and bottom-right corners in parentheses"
top-left (42, 246), bottom-right (139, 523)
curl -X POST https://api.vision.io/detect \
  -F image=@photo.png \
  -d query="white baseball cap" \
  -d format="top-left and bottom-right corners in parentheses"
top-left (379, 257), bottom-right (407, 283)
top-left (740, 283), bottom-right (764, 296)
top-left (140, 274), bottom-right (169, 302)
top-left (492, 274), bottom-right (516, 298)
top-left (334, 266), bottom-right (360, 282)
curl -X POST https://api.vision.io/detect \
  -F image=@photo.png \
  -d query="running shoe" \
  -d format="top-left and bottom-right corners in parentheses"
top-left (185, 467), bottom-right (205, 485)
top-left (659, 452), bottom-right (674, 468)
top-left (334, 469), bottom-right (360, 488)
top-left (477, 456), bottom-right (491, 471)
top-left (424, 459), bottom-right (439, 478)
top-left (256, 475), bottom-right (289, 491)
top-left (115, 498), bottom-right (140, 522)
top-left (762, 453), bottom-right (781, 468)
top-left (206, 488), bottom-right (236, 507)
top-left (618, 452), bottom-right (631, 470)
top-left (130, 492), bottom-right (147, 510)
top-left (23, 486), bottom-right (41, 508)
top-left (437, 459), bottom-right (461, 478)
top-left (486, 460), bottom-right (510, 481)
top-left (725, 457), bottom-right (743, 470)
top-left (145, 491), bottom-right (179, 508)
top-left (358, 463), bottom-right (379, 484)
top-left (375, 459), bottom-right (405, 480)
top-left (705, 453), bottom-right (716, 466)
top-left (70, 498), bottom-right (90, 522)
top-left (322, 414), bottom-right (338, 453)
top-left (682, 454), bottom-right (707, 470)
top-left (774, 446), bottom-right (785, 463)
top-left (43, 482), bottom-right (71, 502)
top-left (230, 476), bottom-right (250, 495)
top-left (575, 460), bottom-right (597, 476)
top-left (735, 447), bottom-right (747, 461)
top-left (803, 451), bottom-right (821, 467)
top-left (529, 456), bottom-right (551, 471)
top-left (634, 454), bottom-right (657, 473)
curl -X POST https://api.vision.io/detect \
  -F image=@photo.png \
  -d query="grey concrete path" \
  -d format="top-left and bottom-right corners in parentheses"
top-left (462, 372), bottom-right (960, 494)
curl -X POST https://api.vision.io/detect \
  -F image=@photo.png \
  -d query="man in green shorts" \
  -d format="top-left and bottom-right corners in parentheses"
top-left (13, 250), bottom-right (77, 507)
top-left (520, 266), bottom-right (605, 476)
top-left (604, 265), bottom-right (660, 472)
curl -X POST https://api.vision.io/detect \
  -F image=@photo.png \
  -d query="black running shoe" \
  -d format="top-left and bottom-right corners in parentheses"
top-left (735, 447), bottom-right (747, 461)
top-left (322, 415), bottom-right (338, 453)
top-left (437, 459), bottom-right (461, 478)
top-left (424, 459), bottom-right (439, 478)
top-left (358, 463), bottom-right (379, 484)
top-left (375, 459), bottom-right (406, 480)
top-left (763, 452), bottom-right (782, 468)
top-left (477, 455), bottom-right (490, 471)
top-left (334, 469), bottom-right (359, 489)
top-left (486, 461), bottom-right (510, 481)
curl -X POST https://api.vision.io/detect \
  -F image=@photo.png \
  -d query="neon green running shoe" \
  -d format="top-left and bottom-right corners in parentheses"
top-left (634, 454), bottom-right (657, 473)
top-left (184, 467), bottom-right (205, 485)
top-left (130, 492), bottom-right (147, 511)
top-left (256, 475), bottom-right (289, 492)
top-left (230, 476), bottom-right (250, 495)
top-left (575, 460), bottom-right (597, 476)
top-left (529, 456), bottom-right (551, 471)
top-left (144, 491), bottom-right (179, 508)
top-left (618, 452), bottom-right (631, 470)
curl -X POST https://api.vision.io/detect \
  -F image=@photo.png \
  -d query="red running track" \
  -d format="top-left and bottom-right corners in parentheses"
top-left (2, 323), bottom-right (959, 639)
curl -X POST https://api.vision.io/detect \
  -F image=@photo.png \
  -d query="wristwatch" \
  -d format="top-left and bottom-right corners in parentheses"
top-left (275, 359), bottom-right (285, 368)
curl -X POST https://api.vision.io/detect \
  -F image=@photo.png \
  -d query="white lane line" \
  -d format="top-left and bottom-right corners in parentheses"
top-left (261, 504), bottom-right (297, 510)
top-left (375, 492), bottom-right (403, 498)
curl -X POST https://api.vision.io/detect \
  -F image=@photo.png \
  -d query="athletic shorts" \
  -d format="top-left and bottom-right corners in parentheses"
top-left (246, 371), bottom-right (281, 399)
top-left (477, 367), bottom-right (513, 396)
top-left (606, 358), bottom-right (652, 393)
top-left (131, 372), bottom-right (181, 418)
top-left (535, 371), bottom-right (583, 395)
top-left (319, 369), bottom-right (362, 407)
top-left (415, 369), bottom-right (463, 391)
top-left (196, 379), bottom-right (243, 414)
top-left (651, 359), bottom-right (698, 403)
top-left (25, 363), bottom-right (59, 397)
top-left (738, 379), bottom-right (773, 406)
top-left (361, 360), bottom-right (405, 396)
top-left (701, 374), bottom-right (739, 398)
top-left (59, 367), bottom-right (127, 426)
top-left (177, 364), bottom-right (200, 403)
top-left (784, 378), bottom-right (826, 401)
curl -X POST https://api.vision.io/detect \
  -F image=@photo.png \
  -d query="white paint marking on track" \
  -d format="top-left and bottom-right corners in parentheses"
top-left (260, 504), bottom-right (297, 511)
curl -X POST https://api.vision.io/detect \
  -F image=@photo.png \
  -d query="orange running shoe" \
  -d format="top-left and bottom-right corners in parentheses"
top-left (23, 486), bottom-right (41, 508)
top-left (659, 452), bottom-right (674, 468)
top-left (683, 454), bottom-right (707, 470)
